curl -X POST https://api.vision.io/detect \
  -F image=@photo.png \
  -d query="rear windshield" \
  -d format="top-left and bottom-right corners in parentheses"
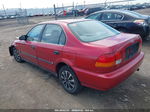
top-left (123, 10), bottom-right (143, 18)
top-left (68, 20), bottom-right (120, 42)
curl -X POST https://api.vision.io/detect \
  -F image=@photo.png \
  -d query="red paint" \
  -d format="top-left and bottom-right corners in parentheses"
top-left (12, 19), bottom-right (144, 91)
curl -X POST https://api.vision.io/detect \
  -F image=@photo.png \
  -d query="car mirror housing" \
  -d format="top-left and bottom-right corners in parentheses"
top-left (19, 35), bottom-right (27, 40)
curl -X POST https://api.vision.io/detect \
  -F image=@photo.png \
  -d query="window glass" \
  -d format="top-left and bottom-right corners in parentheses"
top-left (59, 31), bottom-right (66, 45)
top-left (68, 20), bottom-right (120, 42)
top-left (102, 13), bottom-right (123, 20)
top-left (86, 13), bottom-right (100, 20)
top-left (102, 13), bottom-right (112, 20)
top-left (115, 13), bottom-right (123, 20)
top-left (27, 24), bottom-right (45, 41)
top-left (123, 10), bottom-right (143, 18)
top-left (41, 24), bottom-right (63, 44)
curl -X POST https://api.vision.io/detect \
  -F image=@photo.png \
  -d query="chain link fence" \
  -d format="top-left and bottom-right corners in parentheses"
top-left (16, 8), bottom-right (29, 24)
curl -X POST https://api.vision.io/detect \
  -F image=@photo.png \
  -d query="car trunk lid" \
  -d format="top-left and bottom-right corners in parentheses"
top-left (88, 33), bottom-right (142, 73)
top-left (89, 33), bottom-right (139, 51)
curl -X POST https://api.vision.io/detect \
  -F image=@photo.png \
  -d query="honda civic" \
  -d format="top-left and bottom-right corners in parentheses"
top-left (9, 19), bottom-right (144, 94)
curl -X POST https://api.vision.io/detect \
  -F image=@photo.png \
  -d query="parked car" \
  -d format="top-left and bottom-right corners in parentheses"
top-left (85, 10), bottom-right (150, 40)
top-left (0, 16), bottom-right (3, 20)
top-left (67, 10), bottom-right (79, 16)
top-left (129, 5), bottom-right (139, 10)
top-left (57, 10), bottom-right (79, 17)
top-left (9, 19), bottom-right (144, 94)
top-left (84, 7), bottom-right (103, 15)
top-left (78, 8), bottom-right (87, 16)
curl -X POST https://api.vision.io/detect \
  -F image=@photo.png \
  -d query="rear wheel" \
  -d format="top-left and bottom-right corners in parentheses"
top-left (143, 35), bottom-right (150, 41)
top-left (13, 47), bottom-right (24, 63)
top-left (59, 66), bottom-right (82, 94)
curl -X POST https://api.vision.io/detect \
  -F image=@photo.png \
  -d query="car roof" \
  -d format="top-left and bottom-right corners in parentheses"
top-left (39, 19), bottom-right (89, 25)
top-left (93, 9), bottom-right (149, 18)
top-left (92, 9), bottom-right (129, 14)
top-left (88, 9), bottom-right (148, 18)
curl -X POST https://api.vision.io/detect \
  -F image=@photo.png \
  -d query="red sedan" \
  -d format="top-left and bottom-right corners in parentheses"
top-left (9, 19), bottom-right (144, 94)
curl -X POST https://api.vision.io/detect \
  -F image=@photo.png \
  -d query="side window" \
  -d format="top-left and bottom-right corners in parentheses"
top-left (27, 24), bottom-right (45, 41)
top-left (102, 12), bottom-right (123, 20)
top-left (41, 24), bottom-right (66, 45)
top-left (123, 15), bottom-right (133, 20)
top-left (59, 31), bottom-right (66, 45)
top-left (86, 13), bottom-right (100, 20)
top-left (114, 13), bottom-right (124, 20)
top-left (101, 13), bottom-right (112, 20)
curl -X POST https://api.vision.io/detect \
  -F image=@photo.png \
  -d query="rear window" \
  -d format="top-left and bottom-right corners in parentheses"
top-left (123, 10), bottom-right (143, 18)
top-left (68, 20), bottom-right (120, 42)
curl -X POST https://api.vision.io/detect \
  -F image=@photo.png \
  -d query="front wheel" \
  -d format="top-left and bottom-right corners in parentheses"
top-left (59, 66), bottom-right (82, 94)
top-left (13, 47), bottom-right (24, 63)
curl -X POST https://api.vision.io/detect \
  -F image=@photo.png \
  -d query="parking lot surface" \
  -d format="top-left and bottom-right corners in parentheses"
top-left (0, 9), bottom-right (150, 109)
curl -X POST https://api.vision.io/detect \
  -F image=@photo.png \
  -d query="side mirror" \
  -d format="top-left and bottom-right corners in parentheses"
top-left (19, 35), bottom-right (27, 40)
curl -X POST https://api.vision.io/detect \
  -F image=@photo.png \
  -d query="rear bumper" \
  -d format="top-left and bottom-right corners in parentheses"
top-left (74, 52), bottom-right (144, 91)
top-left (137, 25), bottom-right (150, 38)
top-left (142, 25), bottom-right (150, 38)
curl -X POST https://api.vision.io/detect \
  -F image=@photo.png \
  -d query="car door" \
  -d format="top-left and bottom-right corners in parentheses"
top-left (19, 24), bottom-right (45, 64)
top-left (36, 24), bottom-right (66, 72)
top-left (100, 12), bottom-right (124, 29)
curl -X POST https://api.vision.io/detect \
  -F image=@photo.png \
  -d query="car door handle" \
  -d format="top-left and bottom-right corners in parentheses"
top-left (53, 51), bottom-right (60, 55)
top-left (31, 45), bottom-right (36, 49)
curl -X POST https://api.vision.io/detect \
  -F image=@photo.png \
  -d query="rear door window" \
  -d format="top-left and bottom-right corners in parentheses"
top-left (41, 24), bottom-right (66, 45)
top-left (101, 12), bottom-right (123, 21)
top-left (59, 31), bottom-right (66, 45)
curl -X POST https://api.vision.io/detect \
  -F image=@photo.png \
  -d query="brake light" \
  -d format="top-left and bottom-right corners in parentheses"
top-left (95, 51), bottom-right (122, 67)
top-left (115, 51), bottom-right (122, 65)
top-left (134, 20), bottom-right (146, 25)
top-left (138, 40), bottom-right (142, 53)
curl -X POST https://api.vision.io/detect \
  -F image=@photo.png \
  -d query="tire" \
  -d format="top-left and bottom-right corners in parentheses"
top-left (143, 35), bottom-right (150, 41)
top-left (13, 47), bottom-right (24, 63)
top-left (58, 65), bottom-right (82, 94)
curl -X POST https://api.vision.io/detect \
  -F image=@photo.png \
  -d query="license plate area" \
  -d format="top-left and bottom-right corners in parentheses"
top-left (125, 42), bottom-right (139, 60)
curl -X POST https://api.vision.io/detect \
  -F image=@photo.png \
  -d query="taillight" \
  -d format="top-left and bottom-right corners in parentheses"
top-left (134, 20), bottom-right (147, 25)
top-left (138, 39), bottom-right (142, 53)
top-left (95, 51), bottom-right (122, 67)
top-left (115, 51), bottom-right (122, 65)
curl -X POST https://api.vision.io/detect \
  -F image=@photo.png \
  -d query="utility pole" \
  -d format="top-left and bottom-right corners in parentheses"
top-left (128, 1), bottom-right (130, 10)
top-left (2, 4), bottom-right (7, 17)
top-left (20, 2), bottom-right (22, 9)
top-left (62, 3), bottom-right (64, 11)
top-left (42, 8), bottom-right (44, 15)
top-left (76, 2), bottom-right (78, 9)
top-left (72, 2), bottom-right (74, 10)
top-left (84, 1), bottom-right (85, 8)
top-left (53, 4), bottom-right (57, 20)
top-left (72, 2), bottom-right (75, 17)
top-left (104, 0), bottom-right (108, 8)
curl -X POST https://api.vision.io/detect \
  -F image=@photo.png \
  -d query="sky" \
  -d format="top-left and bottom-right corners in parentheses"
top-left (0, 0), bottom-right (150, 9)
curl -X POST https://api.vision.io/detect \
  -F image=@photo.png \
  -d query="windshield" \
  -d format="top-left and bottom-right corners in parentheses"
top-left (68, 20), bottom-right (120, 42)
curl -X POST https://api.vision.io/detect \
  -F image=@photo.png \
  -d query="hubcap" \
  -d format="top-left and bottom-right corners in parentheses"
top-left (60, 70), bottom-right (75, 90)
